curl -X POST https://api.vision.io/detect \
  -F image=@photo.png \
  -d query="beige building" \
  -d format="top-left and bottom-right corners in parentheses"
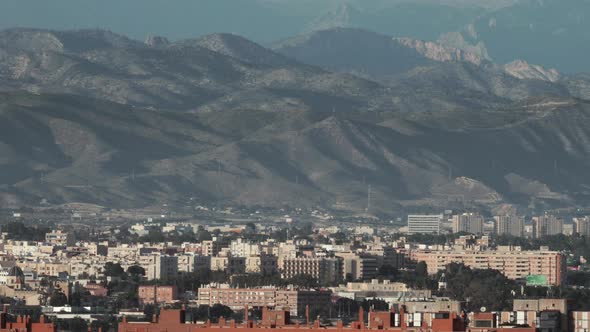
top-left (533, 214), bottom-right (563, 238)
top-left (210, 255), bottom-right (246, 275)
top-left (513, 298), bottom-right (568, 314)
top-left (245, 255), bottom-right (278, 275)
top-left (339, 280), bottom-right (415, 292)
top-left (202, 240), bottom-right (222, 256)
top-left (411, 247), bottom-right (565, 285)
top-left (573, 217), bottom-right (590, 237)
top-left (570, 311), bottom-right (590, 332)
top-left (138, 285), bottom-right (177, 305)
top-left (177, 254), bottom-right (211, 273)
top-left (398, 299), bottom-right (462, 314)
top-left (335, 252), bottom-right (378, 281)
top-left (230, 239), bottom-right (260, 257)
top-left (45, 230), bottom-right (75, 246)
top-left (282, 257), bottom-right (343, 284)
top-left (197, 285), bottom-right (331, 316)
top-left (17, 261), bottom-right (71, 277)
top-left (140, 253), bottom-right (178, 281)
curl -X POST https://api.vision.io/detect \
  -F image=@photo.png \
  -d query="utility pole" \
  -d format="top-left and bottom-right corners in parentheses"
top-left (448, 165), bottom-right (452, 182)
top-left (366, 185), bottom-right (372, 213)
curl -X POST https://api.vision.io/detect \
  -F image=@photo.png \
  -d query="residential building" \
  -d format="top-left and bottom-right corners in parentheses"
top-left (140, 253), bottom-right (178, 281)
top-left (45, 231), bottom-right (74, 246)
top-left (177, 254), bottom-right (211, 273)
top-left (452, 213), bottom-right (484, 234)
top-left (202, 240), bottom-right (222, 256)
top-left (407, 215), bottom-right (443, 234)
top-left (282, 257), bottom-right (343, 284)
top-left (573, 217), bottom-right (590, 237)
top-left (336, 252), bottom-right (378, 281)
top-left (196, 284), bottom-right (331, 316)
top-left (138, 285), bottom-right (178, 305)
top-left (245, 255), bottom-right (278, 275)
top-left (230, 239), bottom-right (260, 257)
top-left (210, 255), bottom-right (246, 275)
top-left (494, 215), bottom-right (524, 237)
top-left (533, 214), bottom-right (563, 238)
top-left (570, 311), bottom-right (590, 332)
top-left (411, 247), bottom-right (565, 285)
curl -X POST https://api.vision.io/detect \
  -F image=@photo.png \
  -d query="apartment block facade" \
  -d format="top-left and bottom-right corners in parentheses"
top-left (196, 285), bottom-right (331, 316)
top-left (407, 215), bottom-right (442, 234)
top-left (281, 257), bottom-right (343, 284)
top-left (411, 248), bottom-right (565, 285)
top-left (494, 215), bottom-right (525, 237)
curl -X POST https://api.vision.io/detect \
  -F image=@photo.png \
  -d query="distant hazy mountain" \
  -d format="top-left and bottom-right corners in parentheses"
top-left (1, 28), bottom-right (525, 116)
top-left (440, 0), bottom-right (590, 73)
top-left (274, 28), bottom-right (583, 102)
top-left (0, 28), bottom-right (395, 113)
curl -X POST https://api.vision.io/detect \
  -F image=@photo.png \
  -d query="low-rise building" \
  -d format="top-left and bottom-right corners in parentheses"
top-left (138, 285), bottom-right (177, 305)
top-left (196, 284), bottom-right (331, 316)
top-left (45, 230), bottom-right (75, 246)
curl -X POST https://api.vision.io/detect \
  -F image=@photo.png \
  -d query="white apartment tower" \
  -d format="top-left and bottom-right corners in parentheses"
top-left (494, 215), bottom-right (525, 237)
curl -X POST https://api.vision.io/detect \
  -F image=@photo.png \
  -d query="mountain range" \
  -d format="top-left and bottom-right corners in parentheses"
top-left (1, 27), bottom-right (590, 217)
top-left (1, 0), bottom-right (586, 73)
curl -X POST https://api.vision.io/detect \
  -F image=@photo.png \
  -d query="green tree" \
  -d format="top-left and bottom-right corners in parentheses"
top-left (361, 299), bottom-right (389, 312)
top-left (196, 226), bottom-right (212, 242)
top-left (127, 265), bottom-right (146, 276)
top-left (377, 264), bottom-right (398, 280)
top-left (49, 291), bottom-right (68, 307)
top-left (209, 304), bottom-right (233, 322)
top-left (104, 262), bottom-right (125, 277)
top-left (439, 263), bottom-right (516, 311)
top-left (287, 274), bottom-right (319, 288)
top-left (415, 261), bottom-right (428, 278)
top-left (68, 317), bottom-right (88, 332)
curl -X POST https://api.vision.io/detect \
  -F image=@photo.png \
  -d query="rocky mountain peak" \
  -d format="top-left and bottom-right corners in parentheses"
top-left (394, 37), bottom-right (485, 66)
top-left (145, 35), bottom-right (170, 48)
top-left (503, 59), bottom-right (560, 82)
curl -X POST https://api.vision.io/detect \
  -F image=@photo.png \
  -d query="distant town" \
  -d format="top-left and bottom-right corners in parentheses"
top-left (0, 205), bottom-right (589, 332)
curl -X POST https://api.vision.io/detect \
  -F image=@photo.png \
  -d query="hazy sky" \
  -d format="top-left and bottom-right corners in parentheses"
top-left (0, 0), bottom-right (325, 42)
top-left (0, 0), bottom-right (484, 43)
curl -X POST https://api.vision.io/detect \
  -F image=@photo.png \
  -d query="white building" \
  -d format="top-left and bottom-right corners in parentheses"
top-left (407, 215), bottom-right (443, 234)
